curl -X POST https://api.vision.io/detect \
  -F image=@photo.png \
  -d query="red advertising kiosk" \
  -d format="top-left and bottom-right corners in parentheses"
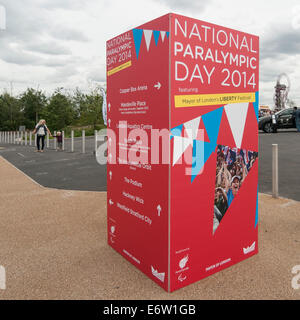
top-left (106, 13), bottom-right (259, 292)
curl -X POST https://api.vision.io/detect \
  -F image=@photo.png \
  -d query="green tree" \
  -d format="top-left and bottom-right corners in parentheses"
top-left (44, 88), bottom-right (75, 131)
top-left (19, 88), bottom-right (47, 129)
top-left (73, 86), bottom-right (104, 129)
top-left (0, 92), bottom-right (23, 130)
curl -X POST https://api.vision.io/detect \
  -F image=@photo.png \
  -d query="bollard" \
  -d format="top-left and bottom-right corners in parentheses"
top-left (10, 132), bottom-right (12, 144)
top-left (71, 130), bottom-right (74, 152)
top-left (47, 133), bottom-right (49, 149)
top-left (25, 132), bottom-right (28, 146)
top-left (62, 131), bottom-right (65, 151)
top-left (29, 131), bottom-right (32, 146)
top-left (94, 130), bottom-right (97, 154)
top-left (82, 130), bottom-right (85, 153)
top-left (13, 132), bottom-right (16, 144)
top-left (272, 144), bottom-right (279, 198)
top-left (21, 132), bottom-right (24, 145)
top-left (53, 131), bottom-right (57, 150)
top-left (17, 132), bottom-right (19, 145)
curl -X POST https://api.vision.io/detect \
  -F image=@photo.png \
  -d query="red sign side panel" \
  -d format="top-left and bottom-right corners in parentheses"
top-left (170, 13), bottom-right (259, 292)
top-left (106, 14), bottom-right (170, 291)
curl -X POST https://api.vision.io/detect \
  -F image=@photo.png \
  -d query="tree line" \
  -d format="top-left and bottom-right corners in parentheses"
top-left (0, 86), bottom-right (105, 134)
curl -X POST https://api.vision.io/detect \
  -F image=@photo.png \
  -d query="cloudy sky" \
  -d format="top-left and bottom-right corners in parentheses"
top-left (0, 0), bottom-right (300, 107)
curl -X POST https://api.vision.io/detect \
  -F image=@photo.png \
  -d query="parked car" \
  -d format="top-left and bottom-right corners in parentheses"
top-left (258, 108), bottom-right (296, 133)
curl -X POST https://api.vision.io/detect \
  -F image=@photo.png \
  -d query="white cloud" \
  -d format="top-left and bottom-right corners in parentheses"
top-left (0, 0), bottom-right (299, 107)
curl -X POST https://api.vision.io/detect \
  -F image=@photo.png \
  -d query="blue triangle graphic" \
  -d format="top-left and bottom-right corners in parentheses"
top-left (255, 185), bottom-right (259, 228)
top-left (191, 107), bottom-right (223, 182)
top-left (191, 140), bottom-right (206, 182)
top-left (170, 124), bottom-right (183, 139)
top-left (153, 30), bottom-right (160, 46)
top-left (132, 29), bottom-right (143, 59)
top-left (253, 91), bottom-right (259, 123)
top-left (166, 32), bottom-right (170, 38)
top-left (201, 107), bottom-right (224, 147)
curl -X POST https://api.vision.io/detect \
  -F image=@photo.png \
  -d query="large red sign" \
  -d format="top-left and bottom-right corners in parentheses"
top-left (107, 13), bottom-right (259, 292)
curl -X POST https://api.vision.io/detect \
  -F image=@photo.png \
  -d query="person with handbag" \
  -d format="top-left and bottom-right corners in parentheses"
top-left (33, 119), bottom-right (52, 152)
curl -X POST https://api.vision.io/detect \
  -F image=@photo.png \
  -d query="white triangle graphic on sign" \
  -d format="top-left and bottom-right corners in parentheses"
top-left (161, 31), bottom-right (166, 42)
top-left (173, 136), bottom-right (191, 166)
top-left (224, 103), bottom-right (249, 149)
top-left (183, 116), bottom-right (201, 141)
top-left (143, 30), bottom-right (152, 51)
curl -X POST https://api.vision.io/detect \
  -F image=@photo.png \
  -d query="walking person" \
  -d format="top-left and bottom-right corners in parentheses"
top-left (53, 131), bottom-right (63, 151)
top-left (271, 111), bottom-right (277, 133)
top-left (296, 108), bottom-right (300, 132)
top-left (33, 119), bottom-right (52, 152)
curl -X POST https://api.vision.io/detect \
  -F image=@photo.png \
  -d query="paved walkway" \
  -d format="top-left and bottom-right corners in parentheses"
top-left (0, 156), bottom-right (299, 299)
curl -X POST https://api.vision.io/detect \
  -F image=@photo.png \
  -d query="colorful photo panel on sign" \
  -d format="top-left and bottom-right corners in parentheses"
top-left (213, 145), bottom-right (258, 233)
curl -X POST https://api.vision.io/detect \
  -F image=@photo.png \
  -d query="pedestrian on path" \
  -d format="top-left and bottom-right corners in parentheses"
top-left (53, 131), bottom-right (63, 151)
top-left (271, 111), bottom-right (277, 133)
top-left (295, 108), bottom-right (300, 132)
top-left (33, 119), bottom-right (52, 152)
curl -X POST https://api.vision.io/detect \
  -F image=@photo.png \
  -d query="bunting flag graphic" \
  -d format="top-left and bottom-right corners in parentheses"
top-left (171, 101), bottom-right (259, 184)
top-left (224, 103), bottom-right (249, 149)
top-left (132, 29), bottom-right (143, 59)
top-left (143, 30), bottom-right (152, 51)
top-left (153, 30), bottom-right (160, 45)
top-left (253, 91), bottom-right (259, 123)
top-left (171, 107), bottom-right (223, 182)
top-left (132, 28), bottom-right (169, 59)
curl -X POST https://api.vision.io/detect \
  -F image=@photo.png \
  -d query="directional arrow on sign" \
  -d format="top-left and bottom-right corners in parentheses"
top-left (108, 153), bottom-right (112, 163)
top-left (109, 138), bottom-right (112, 146)
top-left (108, 103), bottom-right (111, 112)
top-left (154, 82), bottom-right (161, 90)
top-left (109, 171), bottom-right (112, 181)
top-left (108, 119), bottom-right (111, 127)
top-left (157, 205), bottom-right (162, 216)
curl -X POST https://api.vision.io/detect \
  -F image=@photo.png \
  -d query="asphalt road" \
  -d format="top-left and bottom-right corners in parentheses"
top-left (0, 129), bottom-right (299, 199)
top-left (0, 136), bottom-right (107, 191)
top-left (258, 129), bottom-right (300, 200)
